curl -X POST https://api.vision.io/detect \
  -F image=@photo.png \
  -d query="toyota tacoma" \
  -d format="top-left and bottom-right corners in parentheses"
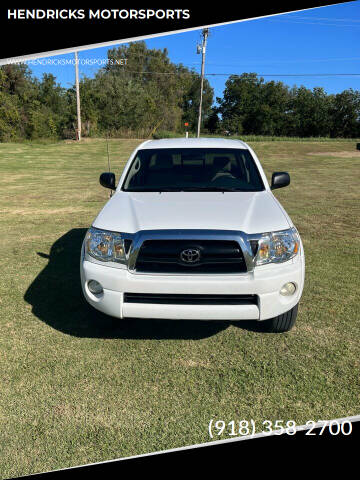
top-left (80, 138), bottom-right (305, 332)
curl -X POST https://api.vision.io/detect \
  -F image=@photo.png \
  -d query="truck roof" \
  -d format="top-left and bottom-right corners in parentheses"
top-left (138, 137), bottom-right (249, 150)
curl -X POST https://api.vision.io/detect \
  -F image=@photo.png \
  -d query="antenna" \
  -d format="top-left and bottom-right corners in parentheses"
top-left (106, 134), bottom-right (111, 172)
top-left (105, 135), bottom-right (113, 198)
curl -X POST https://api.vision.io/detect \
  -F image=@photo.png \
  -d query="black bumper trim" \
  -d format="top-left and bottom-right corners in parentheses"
top-left (123, 293), bottom-right (258, 305)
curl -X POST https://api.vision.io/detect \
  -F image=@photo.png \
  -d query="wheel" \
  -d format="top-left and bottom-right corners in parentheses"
top-left (265, 304), bottom-right (298, 333)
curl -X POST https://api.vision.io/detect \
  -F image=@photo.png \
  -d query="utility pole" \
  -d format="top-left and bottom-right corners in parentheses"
top-left (74, 51), bottom-right (81, 141)
top-left (197, 28), bottom-right (209, 138)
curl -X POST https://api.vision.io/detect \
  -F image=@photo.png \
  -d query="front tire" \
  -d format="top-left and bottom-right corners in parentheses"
top-left (265, 304), bottom-right (298, 333)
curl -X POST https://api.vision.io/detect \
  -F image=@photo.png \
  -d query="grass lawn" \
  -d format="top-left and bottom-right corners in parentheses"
top-left (0, 138), bottom-right (359, 477)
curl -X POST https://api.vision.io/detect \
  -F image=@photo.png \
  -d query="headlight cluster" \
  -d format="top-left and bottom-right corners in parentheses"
top-left (85, 226), bottom-right (299, 268)
top-left (85, 227), bottom-right (126, 264)
top-left (255, 228), bottom-right (300, 266)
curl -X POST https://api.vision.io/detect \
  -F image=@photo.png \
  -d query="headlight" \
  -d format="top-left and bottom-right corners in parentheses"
top-left (85, 227), bottom-right (126, 264)
top-left (255, 227), bottom-right (300, 266)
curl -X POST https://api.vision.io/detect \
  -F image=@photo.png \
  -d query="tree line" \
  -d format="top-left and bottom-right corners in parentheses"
top-left (1, 42), bottom-right (360, 141)
top-left (215, 73), bottom-right (360, 138)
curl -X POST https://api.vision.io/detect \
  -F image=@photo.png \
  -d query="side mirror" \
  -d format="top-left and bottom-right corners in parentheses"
top-left (271, 172), bottom-right (290, 190)
top-left (99, 172), bottom-right (116, 190)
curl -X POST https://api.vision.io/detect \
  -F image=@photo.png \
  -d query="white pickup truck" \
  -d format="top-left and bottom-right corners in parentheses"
top-left (80, 138), bottom-right (304, 332)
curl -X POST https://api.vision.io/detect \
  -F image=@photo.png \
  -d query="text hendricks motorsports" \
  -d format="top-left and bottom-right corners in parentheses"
top-left (7, 9), bottom-right (191, 20)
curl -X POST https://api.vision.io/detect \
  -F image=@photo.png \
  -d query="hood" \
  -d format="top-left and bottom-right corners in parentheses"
top-left (92, 191), bottom-right (291, 234)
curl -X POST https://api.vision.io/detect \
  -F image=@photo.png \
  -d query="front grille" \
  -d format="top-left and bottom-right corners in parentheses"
top-left (124, 293), bottom-right (257, 305)
top-left (135, 239), bottom-right (247, 274)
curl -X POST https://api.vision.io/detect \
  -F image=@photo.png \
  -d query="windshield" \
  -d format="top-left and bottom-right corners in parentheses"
top-left (122, 148), bottom-right (265, 192)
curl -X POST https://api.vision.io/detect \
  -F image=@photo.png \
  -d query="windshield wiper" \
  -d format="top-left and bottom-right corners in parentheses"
top-left (178, 187), bottom-right (244, 192)
top-left (125, 187), bottom-right (183, 192)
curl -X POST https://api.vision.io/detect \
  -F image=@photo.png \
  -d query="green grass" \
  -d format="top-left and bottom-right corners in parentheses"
top-left (0, 138), bottom-right (359, 477)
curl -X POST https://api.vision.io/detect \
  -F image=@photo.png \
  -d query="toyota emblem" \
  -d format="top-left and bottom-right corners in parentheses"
top-left (180, 248), bottom-right (201, 264)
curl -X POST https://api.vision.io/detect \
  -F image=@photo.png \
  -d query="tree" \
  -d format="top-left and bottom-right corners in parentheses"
top-left (74, 42), bottom-right (214, 136)
top-left (204, 107), bottom-right (220, 133)
top-left (287, 86), bottom-right (332, 137)
top-left (0, 64), bottom-right (32, 95)
top-left (218, 73), bottom-right (292, 136)
top-left (2, 56), bottom-right (360, 141)
top-left (329, 89), bottom-right (360, 138)
top-left (0, 90), bottom-right (21, 141)
top-left (180, 67), bottom-right (213, 133)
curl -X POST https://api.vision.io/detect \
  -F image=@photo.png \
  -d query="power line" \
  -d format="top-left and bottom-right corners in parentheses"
top-left (269, 19), bottom-right (360, 28)
top-left (206, 73), bottom-right (360, 77)
top-left (84, 70), bottom-right (360, 77)
top-left (206, 56), bottom-right (360, 65)
top-left (285, 16), bottom-right (360, 22)
top-left (81, 53), bottom-right (360, 67)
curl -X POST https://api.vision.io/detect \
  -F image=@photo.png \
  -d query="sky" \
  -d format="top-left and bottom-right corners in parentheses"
top-left (26, 1), bottom-right (360, 105)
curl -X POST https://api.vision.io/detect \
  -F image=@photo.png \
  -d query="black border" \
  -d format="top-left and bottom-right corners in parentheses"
top-left (0, 2), bottom-right (353, 60)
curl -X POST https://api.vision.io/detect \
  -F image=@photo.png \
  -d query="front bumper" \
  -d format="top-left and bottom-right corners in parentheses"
top-left (80, 246), bottom-right (305, 321)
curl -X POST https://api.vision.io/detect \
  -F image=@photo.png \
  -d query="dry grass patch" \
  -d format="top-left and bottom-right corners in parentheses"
top-left (308, 151), bottom-right (360, 158)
